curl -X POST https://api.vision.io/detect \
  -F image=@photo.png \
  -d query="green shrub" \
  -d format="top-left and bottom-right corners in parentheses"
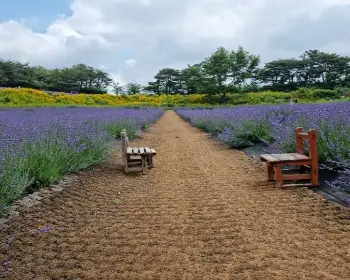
top-left (0, 153), bottom-right (31, 213)
top-left (0, 87), bottom-right (348, 108)
top-left (23, 135), bottom-right (110, 189)
top-left (224, 121), bottom-right (274, 149)
top-left (292, 88), bottom-right (341, 101)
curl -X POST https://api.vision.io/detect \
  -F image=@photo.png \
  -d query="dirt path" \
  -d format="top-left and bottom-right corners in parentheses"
top-left (1, 111), bottom-right (349, 280)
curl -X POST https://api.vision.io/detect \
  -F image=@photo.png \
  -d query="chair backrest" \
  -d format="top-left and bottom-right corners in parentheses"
top-left (121, 129), bottom-right (129, 166)
top-left (121, 128), bottom-right (130, 148)
top-left (295, 127), bottom-right (318, 160)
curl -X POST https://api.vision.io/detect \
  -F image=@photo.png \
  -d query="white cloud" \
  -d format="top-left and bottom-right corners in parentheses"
top-left (125, 58), bottom-right (136, 67)
top-left (1, 0), bottom-right (350, 84)
top-left (109, 71), bottom-right (126, 85)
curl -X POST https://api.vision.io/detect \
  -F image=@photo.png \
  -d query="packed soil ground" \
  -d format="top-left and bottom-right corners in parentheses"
top-left (1, 111), bottom-right (349, 280)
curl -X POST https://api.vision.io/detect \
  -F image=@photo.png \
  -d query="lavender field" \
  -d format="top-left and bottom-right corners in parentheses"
top-left (0, 107), bottom-right (164, 212)
top-left (176, 103), bottom-right (350, 195)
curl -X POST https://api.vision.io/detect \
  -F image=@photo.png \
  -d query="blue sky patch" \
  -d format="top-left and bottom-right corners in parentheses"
top-left (0, 0), bottom-right (71, 30)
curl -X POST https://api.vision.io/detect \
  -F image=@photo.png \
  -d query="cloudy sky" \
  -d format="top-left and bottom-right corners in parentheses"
top-left (1, 0), bottom-right (350, 85)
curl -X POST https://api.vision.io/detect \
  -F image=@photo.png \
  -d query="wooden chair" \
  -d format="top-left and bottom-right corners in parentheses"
top-left (260, 127), bottom-right (319, 187)
top-left (120, 129), bottom-right (156, 174)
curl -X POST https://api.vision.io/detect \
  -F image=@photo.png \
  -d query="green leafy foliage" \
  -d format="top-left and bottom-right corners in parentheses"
top-left (126, 83), bottom-right (142, 94)
top-left (0, 153), bottom-right (31, 213)
top-left (145, 48), bottom-right (350, 99)
top-left (0, 60), bottom-right (112, 94)
top-left (224, 121), bottom-right (272, 149)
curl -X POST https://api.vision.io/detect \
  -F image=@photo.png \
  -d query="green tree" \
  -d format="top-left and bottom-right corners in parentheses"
top-left (258, 50), bottom-right (350, 90)
top-left (0, 60), bottom-right (113, 93)
top-left (154, 68), bottom-right (180, 94)
top-left (126, 82), bottom-right (142, 94)
top-left (201, 47), bottom-right (231, 95)
top-left (258, 59), bottom-right (306, 91)
top-left (112, 81), bottom-right (124, 95)
top-left (228, 46), bottom-right (260, 86)
top-left (300, 50), bottom-right (350, 88)
top-left (0, 62), bottom-right (9, 86)
top-left (201, 46), bottom-right (260, 98)
top-left (180, 64), bottom-right (203, 94)
top-left (0, 60), bottom-right (31, 87)
top-left (30, 66), bottom-right (50, 89)
top-left (143, 80), bottom-right (161, 94)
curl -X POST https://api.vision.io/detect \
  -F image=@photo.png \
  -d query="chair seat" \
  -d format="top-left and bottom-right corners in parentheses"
top-left (127, 147), bottom-right (156, 156)
top-left (260, 153), bottom-right (310, 163)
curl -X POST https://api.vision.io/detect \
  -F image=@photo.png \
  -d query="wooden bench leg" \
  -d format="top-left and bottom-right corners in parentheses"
top-left (147, 155), bottom-right (154, 169)
top-left (142, 157), bottom-right (147, 175)
top-left (267, 163), bottom-right (274, 181)
top-left (311, 166), bottom-right (319, 186)
top-left (274, 167), bottom-right (283, 187)
top-left (124, 155), bottom-right (130, 173)
top-left (123, 163), bottom-right (128, 173)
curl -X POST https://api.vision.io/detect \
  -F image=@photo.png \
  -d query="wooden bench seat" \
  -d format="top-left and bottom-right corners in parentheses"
top-left (127, 146), bottom-right (156, 169)
top-left (260, 127), bottom-right (319, 187)
top-left (121, 129), bottom-right (156, 174)
top-left (261, 153), bottom-right (310, 163)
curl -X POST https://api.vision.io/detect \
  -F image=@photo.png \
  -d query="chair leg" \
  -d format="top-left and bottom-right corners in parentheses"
top-left (124, 155), bottom-right (130, 173)
top-left (146, 155), bottom-right (153, 168)
top-left (148, 155), bottom-right (154, 168)
top-left (146, 155), bottom-right (150, 168)
top-left (141, 157), bottom-right (147, 175)
top-left (274, 167), bottom-right (283, 187)
top-left (311, 165), bottom-right (319, 186)
top-left (267, 163), bottom-right (274, 181)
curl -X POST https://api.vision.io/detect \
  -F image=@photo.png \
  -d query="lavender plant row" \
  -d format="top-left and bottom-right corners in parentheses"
top-left (176, 102), bottom-right (350, 175)
top-left (0, 107), bottom-right (164, 212)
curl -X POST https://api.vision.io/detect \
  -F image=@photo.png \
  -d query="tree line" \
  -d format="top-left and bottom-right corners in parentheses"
top-left (143, 47), bottom-right (350, 97)
top-left (2, 47), bottom-right (350, 95)
top-left (0, 61), bottom-right (112, 94)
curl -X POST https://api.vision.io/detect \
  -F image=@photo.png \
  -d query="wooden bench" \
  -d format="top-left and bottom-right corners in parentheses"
top-left (260, 127), bottom-right (319, 187)
top-left (120, 129), bottom-right (156, 174)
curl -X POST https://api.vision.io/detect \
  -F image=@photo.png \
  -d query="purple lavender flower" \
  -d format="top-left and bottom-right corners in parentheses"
top-left (0, 260), bottom-right (12, 277)
top-left (0, 107), bottom-right (164, 211)
top-left (345, 198), bottom-right (350, 206)
top-left (2, 236), bottom-right (14, 249)
top-left (176, 102), bottom-right (350, 173)
top-left (32, 226), bottom-right (54, 235)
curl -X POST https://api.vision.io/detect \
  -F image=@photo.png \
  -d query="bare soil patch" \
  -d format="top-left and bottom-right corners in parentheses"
top-left (1, 111), bottom-right (349, 279)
